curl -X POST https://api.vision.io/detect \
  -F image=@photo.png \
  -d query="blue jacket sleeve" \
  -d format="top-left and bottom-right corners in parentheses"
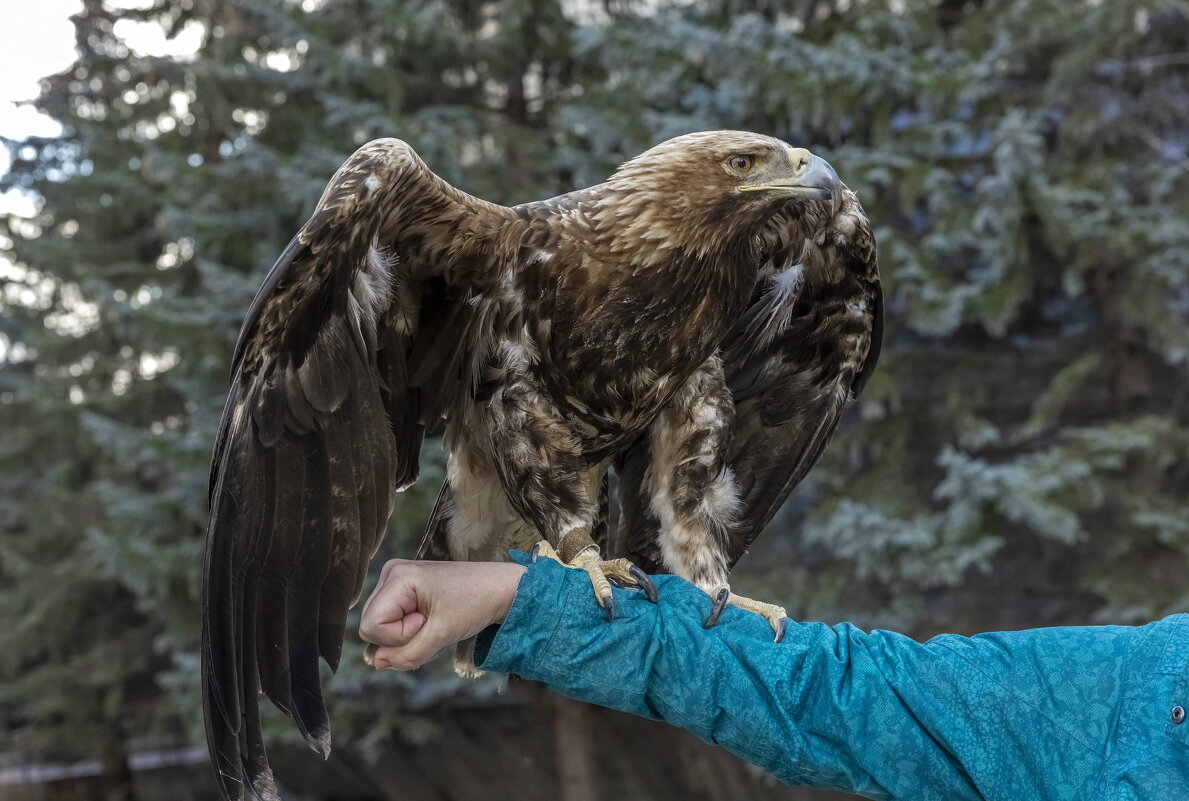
top-left (474, 553), bottom-right (1166, 801)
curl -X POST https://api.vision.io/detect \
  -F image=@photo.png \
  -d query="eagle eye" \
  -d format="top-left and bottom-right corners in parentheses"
top-left (726, 154), bottom-right (755, 175)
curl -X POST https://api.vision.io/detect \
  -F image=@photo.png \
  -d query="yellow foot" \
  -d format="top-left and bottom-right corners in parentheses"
top-left (531, 541), bottom-right (658, 621)
top-left (452, 637), bottom-right (485, 679)
top-left (704, 586), bottom-right (789, 642)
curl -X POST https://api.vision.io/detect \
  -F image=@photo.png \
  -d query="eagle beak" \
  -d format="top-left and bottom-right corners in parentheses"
top-left (739, 148), bottom-right (844, 216)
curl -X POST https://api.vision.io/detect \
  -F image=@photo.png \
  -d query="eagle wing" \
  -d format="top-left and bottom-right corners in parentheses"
top-left (201, 139), bottom-right (519, 801)
top-left (617, 192), bottom-right (881, 570)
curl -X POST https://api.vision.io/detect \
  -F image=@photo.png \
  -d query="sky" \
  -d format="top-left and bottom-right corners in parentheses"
top-left (0, 1), bottom-right (209, 218)
top-left (0, 2), bottom-right (209, 366)
top-left (0, 0), bottom-right (81, 215)
top-left (0, 0), bottom-right (81, 164)
top-left (0, 0), bottom-right (83, 366)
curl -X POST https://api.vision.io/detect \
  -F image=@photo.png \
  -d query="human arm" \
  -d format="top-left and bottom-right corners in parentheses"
top-left (361, 552), bottom-right (1151, 801)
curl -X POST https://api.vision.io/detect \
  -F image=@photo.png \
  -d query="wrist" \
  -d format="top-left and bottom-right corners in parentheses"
top-left (492, 562), bottom-right (528, 625)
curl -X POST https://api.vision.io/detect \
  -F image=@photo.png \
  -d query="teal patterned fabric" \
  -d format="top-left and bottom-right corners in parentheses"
top-left (475, 552), bottom-right (1189, 801)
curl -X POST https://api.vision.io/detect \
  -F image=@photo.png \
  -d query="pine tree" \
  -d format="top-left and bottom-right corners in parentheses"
top-left (0, 0), bottom-right (597, 781)
top-left (2, 1), bottom-right (1185, 799)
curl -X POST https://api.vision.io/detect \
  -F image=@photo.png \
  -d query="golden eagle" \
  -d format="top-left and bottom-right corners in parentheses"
top-left (202, 131), bottom-right (881, 800)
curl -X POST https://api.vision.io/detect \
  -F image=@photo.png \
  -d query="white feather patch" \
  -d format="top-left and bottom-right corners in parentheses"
top-left (644, 387), bottom-right (737, 592)
top-left (445, 453), bottom-right (537, 560)
top-left (351, 246), bottom-right (395, 327)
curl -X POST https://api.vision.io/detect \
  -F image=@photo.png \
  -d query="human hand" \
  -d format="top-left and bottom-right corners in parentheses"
top-left (359, 559), bottom-right (527, 670)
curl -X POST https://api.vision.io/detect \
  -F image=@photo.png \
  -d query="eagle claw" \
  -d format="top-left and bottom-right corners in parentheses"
top-left (599, 595), bottom-right (614, 622)
top-left (628, 564), bottom-right (659, 603)
top-left (703, 587), bottom-right (731, 629)
top-left (533, 541), bottom-right (656, 619)
top-left (607, 565), bottom-right (659, 604)
top-left (703, 586), bottom-right (789, 641)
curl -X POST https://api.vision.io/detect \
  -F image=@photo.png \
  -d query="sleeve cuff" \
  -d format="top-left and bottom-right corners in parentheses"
top-left (473, 549), bottom-right (573, 675)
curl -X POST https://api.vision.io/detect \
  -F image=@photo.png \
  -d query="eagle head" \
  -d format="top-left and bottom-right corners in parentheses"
top-left (600, 130), bottom-right (844, 259)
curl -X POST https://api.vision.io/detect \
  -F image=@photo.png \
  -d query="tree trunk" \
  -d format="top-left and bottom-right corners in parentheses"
top-left (553, 694), bottom-right (597, 801)
top-left (98, 725), bottom-right (135, 801)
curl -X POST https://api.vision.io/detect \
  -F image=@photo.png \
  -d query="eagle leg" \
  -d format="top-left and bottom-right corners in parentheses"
top-left (703, 586), bottom-right (789, 643)
top-left (531, 539), bottom-right (659, 621)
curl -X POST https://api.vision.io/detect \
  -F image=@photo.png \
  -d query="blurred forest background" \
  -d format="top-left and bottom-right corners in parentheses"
top-left (1, 0), bottom-right (1187, 799)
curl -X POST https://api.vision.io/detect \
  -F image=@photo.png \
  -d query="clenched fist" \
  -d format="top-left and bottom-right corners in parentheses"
top-left (359, 559), bottom-right (527, 670)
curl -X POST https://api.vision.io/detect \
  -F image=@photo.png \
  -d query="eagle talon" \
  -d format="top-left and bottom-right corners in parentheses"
top-left (600, 595), bottom-right (614, 622)
top-left (555, 544), bottom-right (654, 620)
top-left (567, 548), bottom-right (622, 622)
top-left (606, 574), bottom-right (631, 590)
top-left (703, 587), bottom-right (788, 638)
top-left (606, 565), bottom-right (658, 602)
top-left (628, 564), bottom-right (659, 603)
top-left (703, 587), bottom-right (731, 629)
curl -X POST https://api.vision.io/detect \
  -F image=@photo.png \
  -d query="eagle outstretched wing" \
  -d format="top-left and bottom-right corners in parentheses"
top-left (201, 139), bottom-right (518, 801)
top-left (616, 191), bottom-right (881, 570)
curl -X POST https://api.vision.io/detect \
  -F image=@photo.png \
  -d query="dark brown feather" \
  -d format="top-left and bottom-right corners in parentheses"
top-left (414, 483), bottom-right (455, 561)
top-left (613, 188), bottom-right (881, 570)
top-left (724, 200), bottom-right (880, 560)
top-left (202, 138), bottom-right (519, 800)
top-left (614, 437), bottom-right (665, 573)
